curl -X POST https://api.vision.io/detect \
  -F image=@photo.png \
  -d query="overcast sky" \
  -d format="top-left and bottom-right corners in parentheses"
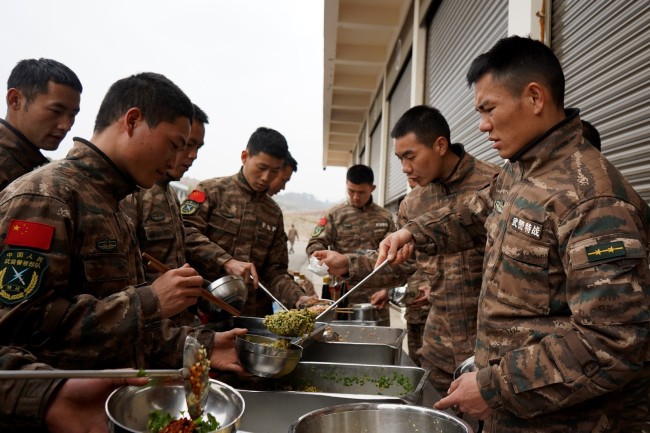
top-left (1, 0), bottom-right (348, 202)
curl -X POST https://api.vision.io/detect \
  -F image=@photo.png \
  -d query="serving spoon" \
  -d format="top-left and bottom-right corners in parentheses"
top-left (0, 336), bottom-right (210, 420)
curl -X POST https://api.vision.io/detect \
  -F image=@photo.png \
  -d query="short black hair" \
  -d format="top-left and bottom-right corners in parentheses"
top-left (347, 164), bottom-right (374, 185)
top-left (391, 105), bottom-right (451, 146)
top-left (246, 127), bottom-right (288, 160)
top-left (283, 152), bottom-right (298, 172)
top-left (94, 72), bottom-right (194, 133)
top-left (582, 120), bottom-right (601, 151)
top-left (192, 103), bottom-right (209, 124)
top-left (466, 36), bottom-right (565, 107)
top-left (7, 58), bottom-right (82, 105)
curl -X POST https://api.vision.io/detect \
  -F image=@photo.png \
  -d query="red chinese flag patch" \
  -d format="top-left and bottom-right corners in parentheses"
top-left (188, 190), bottom-right (206, 203)
top-left (319, 217), bottom-right (327, 226)
top-left (4, 220), bottom-right (55, 251)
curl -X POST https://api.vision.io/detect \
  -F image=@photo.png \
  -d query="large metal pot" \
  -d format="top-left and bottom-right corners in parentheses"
top-left (349, 303), bottom-right (379, 321)
top-left (289, 402), bottom-right (473, 433)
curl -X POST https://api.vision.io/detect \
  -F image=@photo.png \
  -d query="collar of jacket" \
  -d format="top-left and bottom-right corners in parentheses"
top-left (0, 118), bottom-right (49, 166)
top-left (68, 137), bottom-right (139, 201)
top-left (508, 108), bottom-right (581, 165)
top-left (431, 143), bottom-right (468, 193)
top-left (235, 167), bottom-right (267, 199)
top-left (347, 194), bottom-right (374, 212)
top-left (155, 171), bottom-right (175, 187)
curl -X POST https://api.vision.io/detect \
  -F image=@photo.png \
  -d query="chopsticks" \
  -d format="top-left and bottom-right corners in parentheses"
top-left (142, 252), bottom-right (241, 317)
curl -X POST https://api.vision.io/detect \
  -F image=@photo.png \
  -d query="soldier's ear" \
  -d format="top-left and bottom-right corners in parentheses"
top-left (6, 88), bottom-right (23, 111)
top-left (124, 108), bottom-right (143, 136)
top-left (435, 136), bottom-right (449, 155)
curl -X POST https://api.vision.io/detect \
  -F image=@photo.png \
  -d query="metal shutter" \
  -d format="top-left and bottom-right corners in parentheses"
top-left (369, 119), bottom-right (382, 202)
top-left (552, 0), bottom-right (650, 203)
top-left (385, 58), bottom-right (413, 204)
top-left (425, 0), bottom-right (508, 166)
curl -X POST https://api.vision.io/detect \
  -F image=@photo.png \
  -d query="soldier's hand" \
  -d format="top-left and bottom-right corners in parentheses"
top-left (434, 371), bottom-right (492, 420)
top-left (376, 229), bottom-right (414, 266)
top-left (295, 295), bottom-right (318, 309)
top-left (311, 250), bottom-right (350, 276)
top-left (45, 376), bottom-right (149, 433)
top-left (408, 286), bottom-right (430, 308)
top-left (370, 289), bottom-right (389, 309)
top-left (210, 328), bottom-right (249, 375)
top-left (224, 259), bottom-right (259, 288)
top-left (151, 264), bottom-right (205, 319)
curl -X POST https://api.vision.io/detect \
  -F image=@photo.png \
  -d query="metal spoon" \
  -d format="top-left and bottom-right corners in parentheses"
top-left (315, 258), bottom-right (390, 322)
top-left (258, 281), bottom-right (289, 311)
top-left (183, 335), bottom-right (210, 419)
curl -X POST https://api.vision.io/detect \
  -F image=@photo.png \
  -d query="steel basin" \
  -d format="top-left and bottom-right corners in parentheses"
top-left (235, 334), bottom-right (302, 378)
top-left (106, 379), bottom-right (244, 433)
top-left (290, 402), bottom-right (473, 433)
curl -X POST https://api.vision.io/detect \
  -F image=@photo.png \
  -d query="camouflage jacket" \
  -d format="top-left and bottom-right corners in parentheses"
top-left (0, 139), bottom-right (213, 370)
top-left (408, 110), bottom-right (650, 432)
top-left (182, 170), bottom-right (306, 317)
top-left (122, 175), bottom-right (200, 327)
top-left (0, 119), bottom-right (49, 192)
top-left (122, 174), bottom-right (185, 282)
top-left (0, 346), bottom-right (61, 431)
top-left (398, 149), bottom-right (498, 372)
top-left (306, 198), bottom-right (397, 303)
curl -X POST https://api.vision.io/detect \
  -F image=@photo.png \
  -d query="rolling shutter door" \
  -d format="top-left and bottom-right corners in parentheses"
top-left (552, 0), bottom-right (650, 203)
top-left (425, 0), bottom-right (508, 166)
top-left (369, 119), bottom-right (382, 202)
top-left (385, 58), bottom-right (412, 204)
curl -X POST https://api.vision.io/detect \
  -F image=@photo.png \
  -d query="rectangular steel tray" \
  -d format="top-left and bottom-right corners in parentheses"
top-left (323, 324), bottom-right (407, 348)
top-left (218, 361), bottom-right (428, 404)
top-left (301, 340), bottom-right (402, 364)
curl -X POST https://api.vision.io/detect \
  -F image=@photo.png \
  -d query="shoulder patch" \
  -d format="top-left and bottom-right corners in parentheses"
top-left (187, 190), bottom-right (206, 203)
top-left (319, 217), bottom-right (327, 226)
top-left (5, 219), bottom-right (55, 251)
top-left (180, 200), bottom-right (200, 216)
top-left (311, 225), bottom-right (325, 237)
top-left (494, 200), bottom-right (504, 214)
top-left (586, 241), bottom-right (626, 262)
top-left (0, 249), bottom-right (49, 305)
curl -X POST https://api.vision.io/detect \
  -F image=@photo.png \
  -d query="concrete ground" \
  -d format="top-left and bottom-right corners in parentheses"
top-left (288, 239), bottom-right (408, 352)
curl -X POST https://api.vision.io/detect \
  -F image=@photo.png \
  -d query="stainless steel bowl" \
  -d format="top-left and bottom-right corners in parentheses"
top-left (350, 303), bottom-right (379, 321)
top-left (207, 275), bottom-right (248, 311)
top-left (106, 379), bottom-right (245, 433)
top-left (235, 334), bottom-right (302, 378)
top-left (290, 402), bottom-right (473, 433)
top-left (453, 355), bottom-right (478, 380)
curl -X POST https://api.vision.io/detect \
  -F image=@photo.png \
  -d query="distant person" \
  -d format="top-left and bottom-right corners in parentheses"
top-left (0, 58), bottom-right (82, 191)
top-left (182, 127), bottom-right (315, 317)
top-left (307, 164), bottom-right (396, 325)
top-left (287, 224), bottom-right (299, 254)
top-left (268, 152), bottom-right (297, 196)
top-left (122, 103), bottom-right (209, 326)
top-left (0, 72), bottom-right (246, 373)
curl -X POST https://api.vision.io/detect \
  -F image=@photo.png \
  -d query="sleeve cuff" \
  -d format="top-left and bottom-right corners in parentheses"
top-left (134, 285), bottom-right (162, 323)
top-left (477, 365), bottom-right (503, 410)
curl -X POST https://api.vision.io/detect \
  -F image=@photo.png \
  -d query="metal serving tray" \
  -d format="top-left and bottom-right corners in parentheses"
top-left (301, 340), bottom-right (402, 365)
top-left (320, 324), bottom-right (407, 348)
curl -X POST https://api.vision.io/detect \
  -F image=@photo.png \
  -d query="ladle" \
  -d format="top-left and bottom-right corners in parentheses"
top-left (0, 336), bottom-right (209, 420)
top-left (315, 258), bottom-right (390, 322)
top-left (257, 281), bottom-right (289, 311)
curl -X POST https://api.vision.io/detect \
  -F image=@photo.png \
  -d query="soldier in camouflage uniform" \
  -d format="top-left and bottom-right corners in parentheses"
top-left (182, 127), bottom-right (314, 318)
top-left (0, 58), bottom-right (82, 191)
top-left (307, 164), bottom-right (397, 325)
top-left (378, 36), bottom-right (650, 432)
top-left (0, 346), bottom-right (147, 432)
top-left (122, 104), bottom-right (209, 327)
top-left (0, 72), bottom-right (246, 374)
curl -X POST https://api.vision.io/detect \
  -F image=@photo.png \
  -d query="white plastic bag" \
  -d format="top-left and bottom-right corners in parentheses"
top-left (306, 255), bottom-right (329, 277)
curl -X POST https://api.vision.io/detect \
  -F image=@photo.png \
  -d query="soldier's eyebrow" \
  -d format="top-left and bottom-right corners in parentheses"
top-left (395, 148), bottom-right (414, 160)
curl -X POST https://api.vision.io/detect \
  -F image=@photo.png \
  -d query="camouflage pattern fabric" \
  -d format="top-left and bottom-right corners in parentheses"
top-left (0, 346), bottom-right (61, 431)
top-left (182, 170), bottom-right (306, 317)
top-left (0, 119), bottom-right (49, 192)
top-left (122, 176), bottom-right (200, 327)
top-left (0, 139), bottom-right (213, 371)
top-left (306, 198), bottom-right (396, 321)
top-left (398, 148), bottom-right (498, 394)
top-left (407, 110), bottom-right (650, 432)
